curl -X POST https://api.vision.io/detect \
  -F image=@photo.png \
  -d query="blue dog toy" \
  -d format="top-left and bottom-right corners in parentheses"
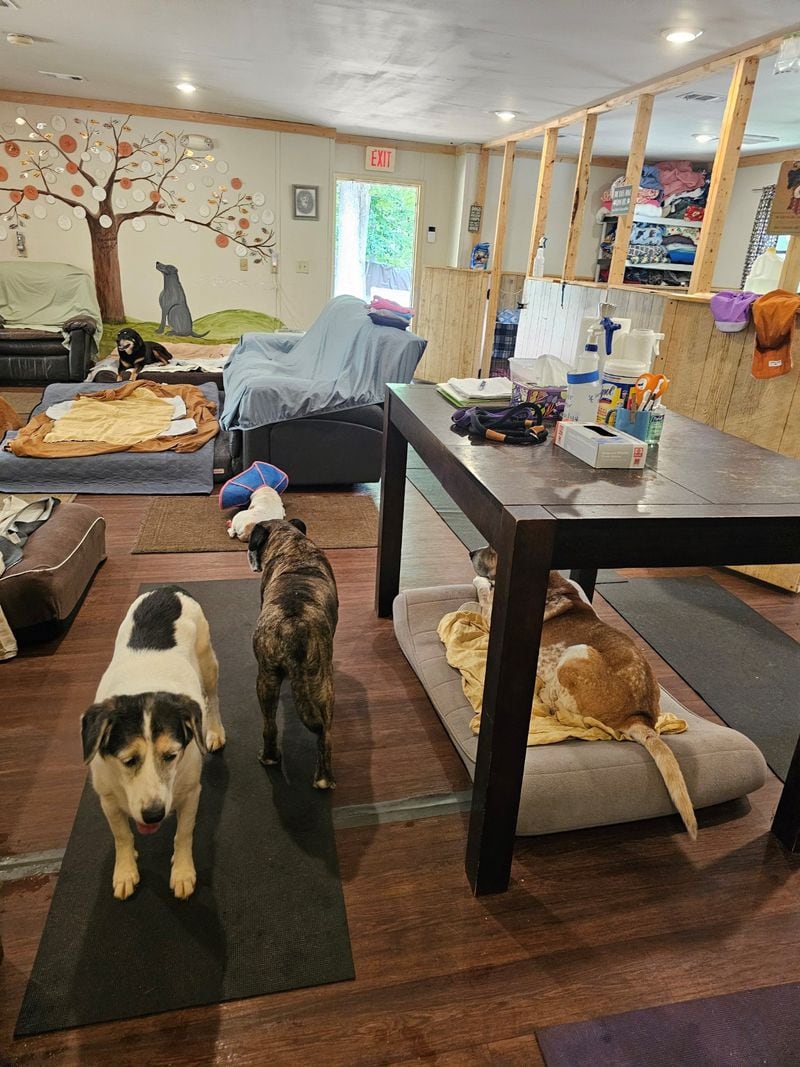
top-left (219, 461), bottom-right (289, 510)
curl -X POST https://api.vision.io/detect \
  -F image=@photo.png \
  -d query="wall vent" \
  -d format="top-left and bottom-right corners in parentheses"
top-left (676, 91), bottom-right (723, 103)
top-left (39, 70), bottom-right (85, 82)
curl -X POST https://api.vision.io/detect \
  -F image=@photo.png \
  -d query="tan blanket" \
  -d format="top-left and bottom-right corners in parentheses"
top-left (5, 381), bottom-right (218, 458)
top-left (45, 389), bottom-right (174, 447)
top-left (438, 607), bottom-right (687, 745)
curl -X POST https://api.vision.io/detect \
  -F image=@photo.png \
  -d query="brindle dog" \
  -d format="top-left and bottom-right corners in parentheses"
top-left (248, 519), bottom-right (338, 789)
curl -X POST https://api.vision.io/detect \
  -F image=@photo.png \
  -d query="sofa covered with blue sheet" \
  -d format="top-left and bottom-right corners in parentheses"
top-left (221, 295), bottom-right (426, 484)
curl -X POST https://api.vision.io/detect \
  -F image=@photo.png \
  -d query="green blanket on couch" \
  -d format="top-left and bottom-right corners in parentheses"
top-left (0, 262), bottom-right (102, 357)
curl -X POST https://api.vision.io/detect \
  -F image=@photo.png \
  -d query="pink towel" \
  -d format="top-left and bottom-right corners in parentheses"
top-left (369, 296), bottom-right (414, 315)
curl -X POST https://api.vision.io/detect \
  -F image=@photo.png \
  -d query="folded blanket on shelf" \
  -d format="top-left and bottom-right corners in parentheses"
top-left (657, 161), bottom-right (708, 199)
top-left (627, 244), bottom-right (670, 264)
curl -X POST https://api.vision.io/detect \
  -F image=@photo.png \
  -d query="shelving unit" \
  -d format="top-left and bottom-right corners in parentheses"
top-left (596, 210), bottom-right (703, 289)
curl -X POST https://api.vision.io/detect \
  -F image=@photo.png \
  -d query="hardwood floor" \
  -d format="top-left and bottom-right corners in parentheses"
top-left (1, 481), bottom-right (799, 1066)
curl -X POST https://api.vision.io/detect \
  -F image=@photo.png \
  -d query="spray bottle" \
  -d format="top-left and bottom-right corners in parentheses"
top-left (563, 323), bottom-right (601, 423)
top-left (532, 236), bottom-right (547, 279)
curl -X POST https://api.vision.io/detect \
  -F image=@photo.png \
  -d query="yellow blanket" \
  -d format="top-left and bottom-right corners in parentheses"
top-left (44, 390), bottom-right (173, 447)
top-left (437, 607), bottom-right (687, 745)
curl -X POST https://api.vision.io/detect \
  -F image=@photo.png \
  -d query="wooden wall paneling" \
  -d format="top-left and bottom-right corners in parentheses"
top-left (652, 299), bottom-right (679, 375)
top-left (693, 321), bottom-right (750, 430)
top-left (608, 94), bottom-right (654, 286)
top-left (527, 128), bottom-right (559, 275)
top-left (689, 56), bottom-right (758, 294)
top-left (657, 302), bottom-right (707, 418)
top-left (498, 272), bottom-right (526, 309)
top-left (414, 267), bottom-right (486, 382)
top-left (721, 324), bottom-right (800, 452)
top-left (778, 359), bottom-right (800, 459)
top-left (779, 236), bottom-right (800, 294)
top-left (563, 113), bottom-right (598, 281)
top-left (480, 142), bottom-right (516, 376)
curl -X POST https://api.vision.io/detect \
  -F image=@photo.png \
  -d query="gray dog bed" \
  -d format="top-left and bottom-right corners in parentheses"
top-left (393, 585), bottom-right (768, 836)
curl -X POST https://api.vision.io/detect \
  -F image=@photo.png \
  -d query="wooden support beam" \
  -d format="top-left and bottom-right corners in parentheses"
top-left (689, 55), bottom-right (759, 294)
top-left (527, 128), bottom-right (559, 276)
top-left (480, 142), bottom-right (516, 377)
top-left (467, 147), bottom-right (490, 254)
top-left (482, 28), bottom-right (795, 148)
top-left (562, 113), bottom-right (598, 281)
top-left (779, 236), bottom-right (800, 293)
top-left (607, 95), bottom-right (654, 287)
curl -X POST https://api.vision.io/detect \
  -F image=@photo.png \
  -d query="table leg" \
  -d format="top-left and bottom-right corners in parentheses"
top-left (569, 568), bottom-right (598, 601)
top-left (376, 392), bottom-right (408, 618)
top-left (466, 512), bottom-right (555, 894)
top-left (771, 733), bottom-right (800, 852)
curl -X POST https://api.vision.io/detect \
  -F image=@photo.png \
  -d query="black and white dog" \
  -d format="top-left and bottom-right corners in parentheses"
top-left (81, 587), bottom-right (226, 900)
top-left (115, 327), bottom-right (172, 381)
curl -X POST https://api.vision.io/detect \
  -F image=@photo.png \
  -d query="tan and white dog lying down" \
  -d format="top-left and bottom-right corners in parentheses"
top-left (227, 485), bottom-right (286, 541)
top-left (470, 548), bottom-right (697, 839)
top-left (81, 586), bottom-right (226, 900)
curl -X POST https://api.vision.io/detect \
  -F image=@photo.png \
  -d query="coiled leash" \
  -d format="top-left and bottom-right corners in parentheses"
top-left (451, 402), bottom-right (548, 446)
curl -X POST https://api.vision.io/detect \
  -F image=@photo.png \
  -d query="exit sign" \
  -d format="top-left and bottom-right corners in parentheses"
top-left (365, 145), bottom-right (396, 172)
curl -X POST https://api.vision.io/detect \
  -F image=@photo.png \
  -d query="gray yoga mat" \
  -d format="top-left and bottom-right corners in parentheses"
top-left (15, 578), bottom-right (353, 1037)
top-left (599, 575), bottom-right (800, 781)
top-left (536, 982), bottom-right (800, 1067)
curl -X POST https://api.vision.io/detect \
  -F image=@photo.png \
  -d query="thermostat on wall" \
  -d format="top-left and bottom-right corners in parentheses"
top-left (427, 226), bottom-right (436, 243)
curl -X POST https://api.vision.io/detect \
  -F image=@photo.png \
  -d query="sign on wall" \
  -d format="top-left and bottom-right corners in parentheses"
top-left (610, 183), bottom-right (633, 215)
top-left (767, 159), bottom-right (800, 236)
top-left (467, 203), bottom-right (483, 233)
top-left (365, 145), bottom-right (396, 172)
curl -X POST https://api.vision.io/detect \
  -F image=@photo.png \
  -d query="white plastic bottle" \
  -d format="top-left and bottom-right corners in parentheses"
top-left (563, 328), bottom-right (601, 423)
top-left (532, 237), bottom-right (546, 279)
top-left (595, 356), bottom-right (648, 424)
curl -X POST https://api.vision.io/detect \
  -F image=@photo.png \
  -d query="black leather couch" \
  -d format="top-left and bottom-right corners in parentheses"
top-left (0, 323), bottom-right (97, 384)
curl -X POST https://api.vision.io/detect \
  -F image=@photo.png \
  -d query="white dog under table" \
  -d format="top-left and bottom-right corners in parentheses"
top-left (392, 585), bottom-right (768, 836)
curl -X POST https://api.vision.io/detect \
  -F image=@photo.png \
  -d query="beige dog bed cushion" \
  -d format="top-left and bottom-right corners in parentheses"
top-left (393, 585), bottom-right (768, 836)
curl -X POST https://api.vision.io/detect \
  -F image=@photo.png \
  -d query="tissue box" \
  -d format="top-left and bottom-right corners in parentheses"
top-left (508, 358), bottom-right (566, 420)
top-left (554, 421), bottom-right (648, 469)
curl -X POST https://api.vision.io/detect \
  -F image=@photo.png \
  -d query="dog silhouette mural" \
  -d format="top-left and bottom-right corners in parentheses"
top-left (155, 261), bottom-right (209, 337)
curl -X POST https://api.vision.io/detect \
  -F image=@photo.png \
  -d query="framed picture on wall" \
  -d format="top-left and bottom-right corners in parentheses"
top-left (292, 185), bottom-right (319, 220)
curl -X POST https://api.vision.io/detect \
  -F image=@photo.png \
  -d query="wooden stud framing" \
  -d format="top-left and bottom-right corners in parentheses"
top-left (779, 236), bottom-right (800, 293)
top-left (562, 113), bottom-right (598, 280)
top-left (465, 147), bottom-right (490, 255)
top-left (527, 128), bottom-right (559, 275)
top-left (482, 29), bottom-right (795, 148)
top-left (607, 95), bottom-right (654, 287)
top-left (689, 55), bottom-right (758, 294)
top-left (480, 141), bottom-right (516, 376)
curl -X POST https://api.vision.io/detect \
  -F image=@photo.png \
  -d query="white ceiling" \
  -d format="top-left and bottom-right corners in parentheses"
top-left (0, 0), bottom-right (798, 153)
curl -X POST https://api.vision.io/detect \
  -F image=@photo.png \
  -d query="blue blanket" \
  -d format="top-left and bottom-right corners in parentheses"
top-left (220, 295), bottom-right (426, 431)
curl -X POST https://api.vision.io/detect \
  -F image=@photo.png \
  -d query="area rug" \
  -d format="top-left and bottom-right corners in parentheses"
top-left (15, 578), bottom-right (354, 1037)
top-left (536, 982), bottom-right (800, 1067)
top-left (132, 490), bottom-right (379, 553)
top-left (599, 575), bottom-right (800, 780)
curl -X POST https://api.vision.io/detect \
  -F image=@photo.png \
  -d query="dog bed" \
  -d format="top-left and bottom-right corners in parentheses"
top-left (393, 585), bottom-right (768, 836)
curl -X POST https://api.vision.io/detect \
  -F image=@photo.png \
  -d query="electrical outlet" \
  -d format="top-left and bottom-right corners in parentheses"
top-left (296, 260), bottom-right (310, 274)
top-left (239, 257), bottom-right (249, 271)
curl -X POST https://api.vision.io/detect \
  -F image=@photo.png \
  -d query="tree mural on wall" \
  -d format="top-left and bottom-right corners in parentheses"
top-left (0, 112), bottom-right (276, 323)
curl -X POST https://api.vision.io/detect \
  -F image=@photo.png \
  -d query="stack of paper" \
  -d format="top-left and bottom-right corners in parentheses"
top-left (436, 376), bottom-right (513, 407)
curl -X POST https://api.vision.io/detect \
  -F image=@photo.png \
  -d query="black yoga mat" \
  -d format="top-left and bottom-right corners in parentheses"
top-left (16, 579), bottom-right (354, 1037)
top-left (536, 982), bottom-right (800, 1067)
top-left (599, 575), bottom-right (800, 781)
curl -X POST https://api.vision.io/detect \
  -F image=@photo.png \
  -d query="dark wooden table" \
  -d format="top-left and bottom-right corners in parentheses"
top-left (375, 384), bottom-right (800, 895)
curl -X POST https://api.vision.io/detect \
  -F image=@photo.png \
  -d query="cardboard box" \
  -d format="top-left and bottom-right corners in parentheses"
top-left (554, 421), bottom-right (648, 469)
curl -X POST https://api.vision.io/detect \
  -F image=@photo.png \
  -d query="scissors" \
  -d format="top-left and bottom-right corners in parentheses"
top-left (634, 374), bottom-right (669, 410)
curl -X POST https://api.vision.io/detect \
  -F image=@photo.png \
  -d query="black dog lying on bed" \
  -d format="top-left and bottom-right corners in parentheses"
top-left (115, 328), bottom-right (172, 381)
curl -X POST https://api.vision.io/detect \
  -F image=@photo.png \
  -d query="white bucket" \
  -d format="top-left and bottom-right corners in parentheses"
top-left (595, 358), bottom-right (647, 424)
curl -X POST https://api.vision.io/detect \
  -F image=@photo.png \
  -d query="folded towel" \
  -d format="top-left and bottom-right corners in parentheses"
top-left (445, 377), bottom-right (513, 401)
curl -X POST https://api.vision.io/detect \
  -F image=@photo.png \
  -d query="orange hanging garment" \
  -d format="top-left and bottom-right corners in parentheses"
top-left (751, 289), bottom-right (800, 380)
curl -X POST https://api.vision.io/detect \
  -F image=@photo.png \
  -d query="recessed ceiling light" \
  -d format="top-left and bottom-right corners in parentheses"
top-left (663, 28), bottom-right (703, 44)
top-left (6, 32), bottom-right (35, 45)
top-left (494, 110), bottom-right (517, 121)
top-left (176, 82), bottom-right (197, 94)
top-left (693, 133), bottom-right (714, 143)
